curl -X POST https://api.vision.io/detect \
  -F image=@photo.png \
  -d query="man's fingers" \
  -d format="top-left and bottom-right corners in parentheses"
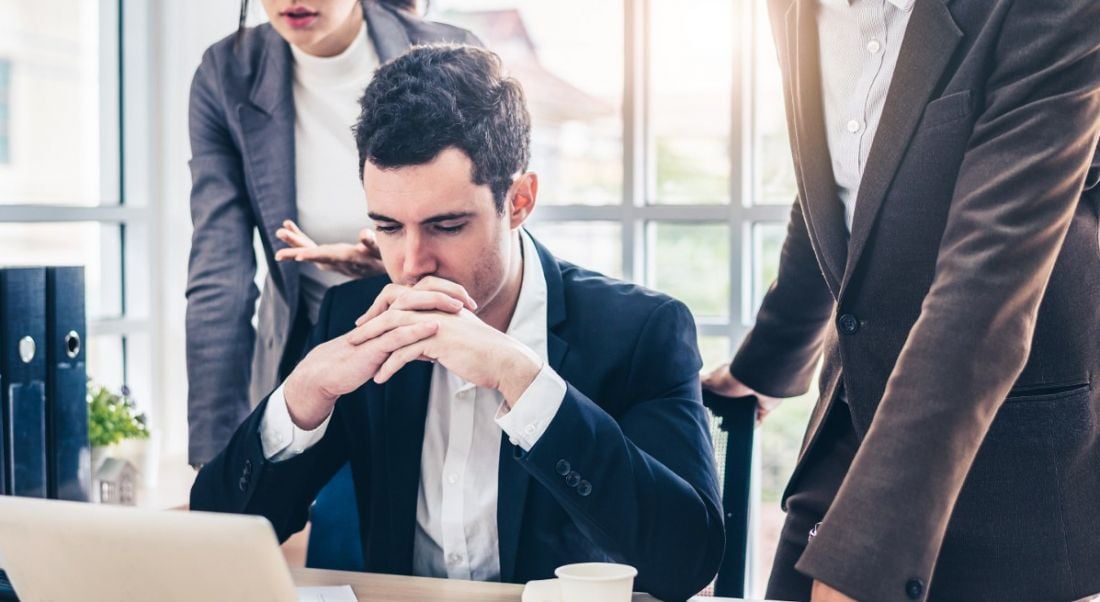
top-left (348, 308), bottom-right (430, 346)
top-left (348, 311), bottom-right (401, 346)
top-left (413, 276), bottom-right (477, 310)
top-left (355, 283), bottom-right (408, 326)
top-left (373, 339), bottom-right (434, 384)
top-left (389, 290), bottom-right (465, 314)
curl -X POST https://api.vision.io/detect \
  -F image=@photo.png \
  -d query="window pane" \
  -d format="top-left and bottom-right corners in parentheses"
top-left (0, 59), bottom-right (10, 164)
top-left (751, 222), bottom-right (784, 318)
top-left (648, 222), bottom-right (729, 319)
top-left (0, 2), bottom-right (119, 206)
top-left (436, 1), bottom-right (623, 205)
top-left (649, 0), bottom-right (733, 205)
top-left (697, 335), bottom-right (730, 371)
top-left (0, 222), bottom-right (122, 319)
top-left (525, 221), bottom-right (621, 279)
top-left (87, 334), bottom-right (124, 392)
top-left (753, 0), bottom-right (796, 206)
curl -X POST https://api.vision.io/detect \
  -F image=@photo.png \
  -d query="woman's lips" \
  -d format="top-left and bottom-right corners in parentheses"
top-left (281, 8), bottom-right (319, 29)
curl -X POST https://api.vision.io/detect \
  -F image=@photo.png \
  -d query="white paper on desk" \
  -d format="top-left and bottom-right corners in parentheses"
top-left (296, 585), bottom-right (357, 602)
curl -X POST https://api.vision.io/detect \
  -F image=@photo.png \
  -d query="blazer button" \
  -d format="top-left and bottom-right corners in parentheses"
top-left (905, 577), bottom-right (924, 599)
top-left (555, 459), bottom-right (571, 476)
top-left (238, 476), bottom-right (249, 492)
top-left (243, 459), bottom-right (252, 476)
top-left (837, 313), bottom-right (860, 335)
top-left (577, 480), bottom-right (592, 496)
top-left (565, 471), bottom-right (581, 488)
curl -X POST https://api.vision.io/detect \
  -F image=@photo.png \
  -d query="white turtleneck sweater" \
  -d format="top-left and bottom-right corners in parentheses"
top-left (290, 23), bottom-right (378, 323)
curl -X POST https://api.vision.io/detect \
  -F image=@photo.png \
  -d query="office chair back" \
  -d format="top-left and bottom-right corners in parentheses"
top-left (307, 462), bottom-right (366, 571)
top-left (703, 390), bottom-right (756, 598)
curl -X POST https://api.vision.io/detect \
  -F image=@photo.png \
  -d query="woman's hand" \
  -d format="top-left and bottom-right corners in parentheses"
top-left (275, 219), bottom-right (386, 279)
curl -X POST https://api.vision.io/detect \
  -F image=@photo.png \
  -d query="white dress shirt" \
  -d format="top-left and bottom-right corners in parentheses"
top-left (290, 23), bottom-right (377, 322)
top-left (258, 230), bottom-right (567, 581)
top-left (817, 0), bottom-right (915, 231)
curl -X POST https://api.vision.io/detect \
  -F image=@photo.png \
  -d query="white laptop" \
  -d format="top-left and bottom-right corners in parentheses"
top-left (0, 496), bottom-right (300, 602)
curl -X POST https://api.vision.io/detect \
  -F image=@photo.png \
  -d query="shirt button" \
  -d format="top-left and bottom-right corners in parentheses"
top-left (846, 119), bottom-right (861, 133)
top-left (447, 553), bottom-right (462, 565)
top-left (524, 423), bottom-right (537, 435)
top-left (447, 473), bottom-right (458, 484)
top-left (555, 459), bottom-right (571, 475)
top-left (867, 39), bottom-right (882, 54)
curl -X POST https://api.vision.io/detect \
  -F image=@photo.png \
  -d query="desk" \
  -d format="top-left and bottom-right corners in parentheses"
top-left (291, 567), bottom-right (746, 601)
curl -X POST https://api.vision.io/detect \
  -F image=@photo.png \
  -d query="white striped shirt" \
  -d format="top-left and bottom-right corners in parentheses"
top-left (817, 0), bottom-right (915, 231)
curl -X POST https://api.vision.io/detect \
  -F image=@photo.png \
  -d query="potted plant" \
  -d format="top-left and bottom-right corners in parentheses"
top-left (88, 380), bottom-right (151, 478)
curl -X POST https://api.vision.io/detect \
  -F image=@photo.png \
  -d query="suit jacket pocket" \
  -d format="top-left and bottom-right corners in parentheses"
top-left (918, 89), bottom-right (973, 129)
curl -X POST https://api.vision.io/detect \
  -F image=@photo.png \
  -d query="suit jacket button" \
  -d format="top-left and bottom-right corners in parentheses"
top-left (243, 459), bottom-right (252, 476)
top-left (565, 471), bottom-right (581, 488)
top-left (905, 577), bottom-right (924, 599)
top-left (838, 313), bottom-right (860, 335)
top-left (577, 480), bottom-right (592, 496)
top-left (238, 476), bottom-right (249, 492)
top-left (555, 459), bottom-right (571, 476)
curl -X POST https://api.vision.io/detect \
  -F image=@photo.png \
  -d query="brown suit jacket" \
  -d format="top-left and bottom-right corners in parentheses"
top-left (730, 0), bottom-right (1100, 599)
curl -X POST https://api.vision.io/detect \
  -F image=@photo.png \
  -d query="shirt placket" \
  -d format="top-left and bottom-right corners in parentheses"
top-left (440, 380), bottom-right (477, 579)
top-left (853, 1), bottom-right (890, 177)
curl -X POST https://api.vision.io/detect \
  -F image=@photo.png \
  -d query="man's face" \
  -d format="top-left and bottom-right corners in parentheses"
top-left (363, 147), bottom-right (516, 313)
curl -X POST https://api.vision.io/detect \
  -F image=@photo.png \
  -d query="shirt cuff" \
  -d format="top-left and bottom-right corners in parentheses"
top-left (259, 383), bottom-right (332, 462)
top-left (495, 363), bottom-right (567, 452)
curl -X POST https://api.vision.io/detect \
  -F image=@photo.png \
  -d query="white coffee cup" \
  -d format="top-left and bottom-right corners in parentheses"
top-left (554, 562), bottom-right (637, 602)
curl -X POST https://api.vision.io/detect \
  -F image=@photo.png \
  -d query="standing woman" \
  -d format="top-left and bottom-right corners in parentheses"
top-left (187, 0), bottom-right (476, 464)
top-left (186, 0), bottom-right (477, 567)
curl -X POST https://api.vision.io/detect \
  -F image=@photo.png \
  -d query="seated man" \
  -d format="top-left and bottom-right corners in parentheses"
top-left (190, 44), bottom-right (723, 601)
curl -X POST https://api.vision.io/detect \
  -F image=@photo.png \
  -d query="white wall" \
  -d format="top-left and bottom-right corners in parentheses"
top-left (148, 0), bottom-right (243, 464)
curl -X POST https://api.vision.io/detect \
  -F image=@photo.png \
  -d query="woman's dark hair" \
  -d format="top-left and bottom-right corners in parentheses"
top-left (237, 0), bottom-right (421, 46)
top-left (353, 45), bottom-right (531, 213)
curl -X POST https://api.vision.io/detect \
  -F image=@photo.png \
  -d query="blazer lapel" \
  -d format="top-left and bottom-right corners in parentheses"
top-left (497, 236), bottom-right (569, 582)
top-left (364, 0), bottom-right (413, 63)
top-left (381, 359), bottom-right (432, 574)
top-left (784, 0), bottom-right (848, 297)
top-left (842, 0), bottom-right (962, 291)
top-left (236, 27), bottom-right (300, 308)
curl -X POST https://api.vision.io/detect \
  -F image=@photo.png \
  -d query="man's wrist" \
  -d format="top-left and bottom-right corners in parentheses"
top-left (283, 369), bottom-right (336, 430)
top-left (497, 345), bottom-right (543, 408)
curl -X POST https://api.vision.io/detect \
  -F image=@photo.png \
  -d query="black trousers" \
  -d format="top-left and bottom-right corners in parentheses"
top-left (765, 400), bottom-right (860, 602)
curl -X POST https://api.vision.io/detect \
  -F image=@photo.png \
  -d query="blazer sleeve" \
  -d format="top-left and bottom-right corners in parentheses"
top-left (515, 299), bottom-right (725, 602)
top-left (185, 47), bottom-right (262, 466)
top-left (729, 197), bottom-right (836, 397)
top-left (796, 3), bottom-right (1100, 600)
top-left (190, 288), bottom-right (350, 543)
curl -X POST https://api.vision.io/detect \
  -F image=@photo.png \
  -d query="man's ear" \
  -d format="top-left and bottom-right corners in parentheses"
top-left (507, 172), bottom-right (538, 229)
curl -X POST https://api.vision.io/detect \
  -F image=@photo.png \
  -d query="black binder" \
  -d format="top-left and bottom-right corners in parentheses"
top-left (46, 266), bottom-right (89, 501)
top-left (0, 267), bottom-right (48, 498)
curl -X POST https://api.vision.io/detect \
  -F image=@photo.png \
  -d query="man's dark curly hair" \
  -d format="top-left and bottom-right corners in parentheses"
top-left (353, 44), bottom-right (531, 213)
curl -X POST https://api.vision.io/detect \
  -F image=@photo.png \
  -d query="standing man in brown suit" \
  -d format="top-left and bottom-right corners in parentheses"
top-left (704, 0), bottom-right (1100, 600)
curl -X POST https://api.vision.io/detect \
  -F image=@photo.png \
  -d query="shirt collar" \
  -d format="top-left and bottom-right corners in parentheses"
top-left (820, 0), bottom-right (915, 11)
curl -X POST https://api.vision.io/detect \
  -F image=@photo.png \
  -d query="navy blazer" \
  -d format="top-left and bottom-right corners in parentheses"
top-left (185, 0), bottom-right (479, 465)
top-left (191, 238), bottom-right (725, 601)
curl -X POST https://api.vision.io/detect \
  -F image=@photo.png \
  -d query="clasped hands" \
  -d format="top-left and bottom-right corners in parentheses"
top-left (283, 276), bottom-right (543, 430)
